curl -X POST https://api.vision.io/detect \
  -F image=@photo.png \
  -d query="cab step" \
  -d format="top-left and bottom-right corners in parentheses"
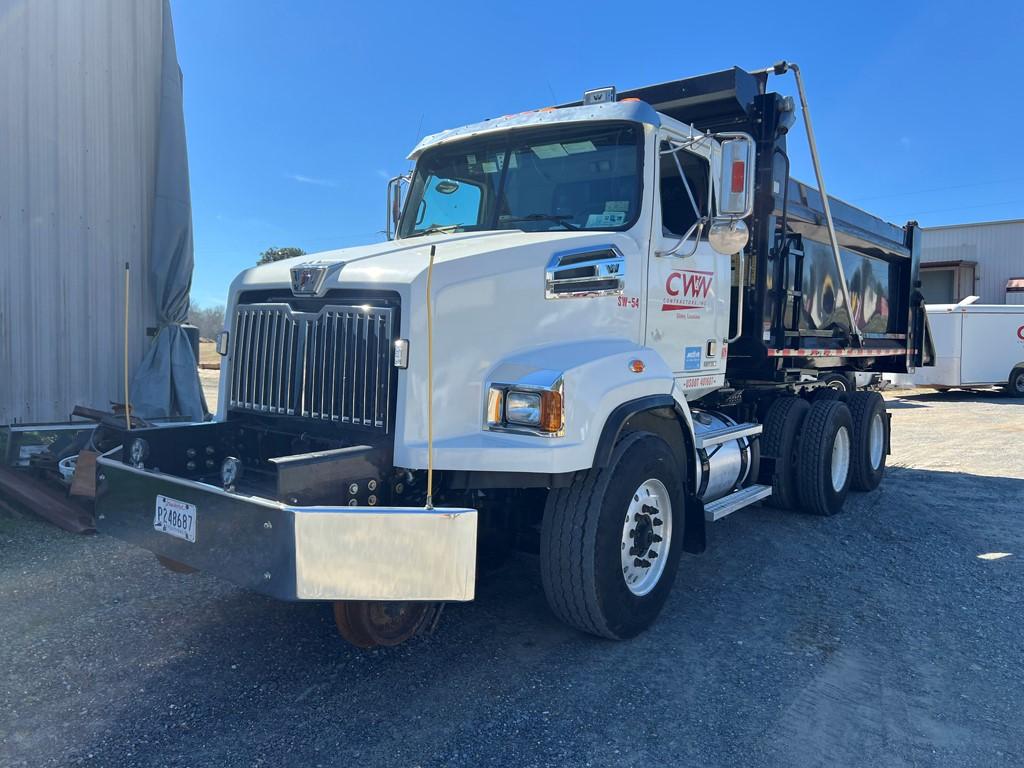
top-left (694, 422), bottom-right (762, 450)
top-left (704, 484), bottom-right (773, 521)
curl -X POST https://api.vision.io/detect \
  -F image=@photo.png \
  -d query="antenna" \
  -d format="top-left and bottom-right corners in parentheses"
top-left (425, 244), bottom-right (436, 509)
top-left (123, 262), bottom-right (131, 432)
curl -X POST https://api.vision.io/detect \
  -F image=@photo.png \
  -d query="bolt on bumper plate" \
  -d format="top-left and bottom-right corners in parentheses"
top-left (95, 454), bottom-right (477, 602)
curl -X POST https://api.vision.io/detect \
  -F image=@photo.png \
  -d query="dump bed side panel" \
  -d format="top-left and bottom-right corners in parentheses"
top-left (597, 67), bottom-right (926, 382)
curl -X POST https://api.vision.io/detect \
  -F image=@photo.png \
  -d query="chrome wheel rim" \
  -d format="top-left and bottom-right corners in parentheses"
top-left (1015, 372), bottom-right (1024, 393)
top-left (831, 426), bottom-right (851, 492)
top-left (868, 412), bottom-right (885, 470)
top-left (620, 479), bottom-right (672, 597)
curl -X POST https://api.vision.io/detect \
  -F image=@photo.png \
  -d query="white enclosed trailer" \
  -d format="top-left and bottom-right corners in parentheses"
top-left (892, 299), bottom-right (1024, 395)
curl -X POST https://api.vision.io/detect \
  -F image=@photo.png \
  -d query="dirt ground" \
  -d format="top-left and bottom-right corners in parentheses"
top-left (1, 388), bottom-right (1022, 767)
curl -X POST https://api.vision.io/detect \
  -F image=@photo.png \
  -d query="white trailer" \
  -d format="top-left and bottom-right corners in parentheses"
top-left (892, 298), bottom-right (1024, 395)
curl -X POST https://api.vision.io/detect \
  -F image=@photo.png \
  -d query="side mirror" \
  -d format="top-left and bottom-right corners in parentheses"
top-left (709, 132), bottom-right (755, 255)
top-left (386, 174), bottom-right (410, 240)
top-left (708, 218), bottom-right (749, 255)
top-left (716, 134), bottom-right (755, 218)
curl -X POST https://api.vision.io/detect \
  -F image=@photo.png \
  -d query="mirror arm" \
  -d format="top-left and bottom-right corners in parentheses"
top-left (385, 173), bottom-right (411, 241)
top-left (655, 216), bottom-right (707, 258)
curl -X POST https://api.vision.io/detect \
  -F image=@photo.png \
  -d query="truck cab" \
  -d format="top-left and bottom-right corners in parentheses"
top-left (95, 65), bottom-right (928, 647)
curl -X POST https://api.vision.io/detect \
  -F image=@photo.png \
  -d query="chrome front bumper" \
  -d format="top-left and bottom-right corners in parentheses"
top-left (95, 455), bottom-right (477, 602)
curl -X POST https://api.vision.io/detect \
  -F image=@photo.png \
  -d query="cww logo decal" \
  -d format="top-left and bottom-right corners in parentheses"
top-left (662, 269), bottom-right (714, 312)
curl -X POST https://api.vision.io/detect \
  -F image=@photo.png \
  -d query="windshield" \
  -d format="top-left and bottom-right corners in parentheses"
top-left (398, 121), bottom-right (642, 238)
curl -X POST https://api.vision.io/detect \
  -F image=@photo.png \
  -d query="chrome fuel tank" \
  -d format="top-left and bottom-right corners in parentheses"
top-left (691, 409), bottom-right (756, 504)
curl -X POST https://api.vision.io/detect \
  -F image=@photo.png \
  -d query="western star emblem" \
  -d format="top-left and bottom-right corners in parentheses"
top-left (290, 260), bottom-right (344, 296)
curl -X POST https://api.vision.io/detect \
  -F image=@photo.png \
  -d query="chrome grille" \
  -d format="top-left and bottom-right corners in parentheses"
top-left (229, 303), bottom-right (396, 431)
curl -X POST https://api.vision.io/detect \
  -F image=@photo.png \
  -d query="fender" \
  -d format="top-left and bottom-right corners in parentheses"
top-left (593, 390), bottom-right (705, 554)
top-left (405, 339), bottom-right (677, 475)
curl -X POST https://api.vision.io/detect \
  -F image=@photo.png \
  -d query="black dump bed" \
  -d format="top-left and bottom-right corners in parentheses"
top-left (620, 67), bottom-right (929, 382)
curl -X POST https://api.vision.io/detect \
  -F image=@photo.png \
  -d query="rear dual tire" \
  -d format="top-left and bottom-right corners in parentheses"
top-left (847, 391), bottom-right (888, 491)
top-left (796, 400), bottom-right (854, 516)
top-left (761, 396), bottom-right (870, 516)
top-left (760, 397), bottom-right (809, 510)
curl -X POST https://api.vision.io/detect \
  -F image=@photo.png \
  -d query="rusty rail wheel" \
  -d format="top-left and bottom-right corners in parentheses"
top-left (332, 601), bottom-right (441, 648)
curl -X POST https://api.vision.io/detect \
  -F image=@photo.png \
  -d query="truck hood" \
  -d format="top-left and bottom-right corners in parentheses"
top-left (228, 229), bottom-right (632, 297)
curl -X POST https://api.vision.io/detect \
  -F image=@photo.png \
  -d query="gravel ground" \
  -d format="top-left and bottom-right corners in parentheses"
top-left (1, 389), bottom-right (1022, 767)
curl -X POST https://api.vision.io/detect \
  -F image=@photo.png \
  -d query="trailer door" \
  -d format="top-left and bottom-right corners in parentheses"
top-left (960, 309), bottom-right (1024, 385)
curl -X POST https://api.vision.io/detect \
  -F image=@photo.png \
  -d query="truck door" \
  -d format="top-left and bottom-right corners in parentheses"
top-left (645, 138), bottom-right (730, 397)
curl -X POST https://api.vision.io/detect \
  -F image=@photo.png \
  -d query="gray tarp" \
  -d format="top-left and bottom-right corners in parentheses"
top-left (129, 0), bottom-right (207, 422)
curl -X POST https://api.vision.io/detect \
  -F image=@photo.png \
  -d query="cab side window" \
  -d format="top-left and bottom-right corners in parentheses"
top-left (658, 142), bottom-right (711, 238)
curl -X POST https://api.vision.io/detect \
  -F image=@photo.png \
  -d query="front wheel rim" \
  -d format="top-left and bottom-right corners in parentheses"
top-left (1015, 372), bottom-right (1024, 393)
top-left (868, 412), bottom-right (885, 470)
top-left (620, 479), bottom-right (672, 597)
top-left (831, 426), bottom-right (852, 492)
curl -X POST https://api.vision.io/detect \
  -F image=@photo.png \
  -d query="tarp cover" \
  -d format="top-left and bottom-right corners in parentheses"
top-left (129, 0), bottom-right (206, 422)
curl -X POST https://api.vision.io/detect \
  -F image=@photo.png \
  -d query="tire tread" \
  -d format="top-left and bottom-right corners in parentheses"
top-left (539, 432), bottom-right (657, 639)
top-left (760, 397), bottom-right (809, 510)
top-left (847, 391), bottom-right (886, 491)
top-left (797, 400), bottom-right (851, 515)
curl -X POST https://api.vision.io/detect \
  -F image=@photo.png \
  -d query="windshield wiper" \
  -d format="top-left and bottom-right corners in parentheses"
top-left (406, 224), bottom-right (465, 238)
top-left (499, 213), bottom-right (579, 231)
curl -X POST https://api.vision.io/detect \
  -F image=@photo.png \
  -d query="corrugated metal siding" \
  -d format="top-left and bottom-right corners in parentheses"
top-left (0, 0), bottom-right (165, 423)
top-left (921, 221), bottom-right (1024, 304)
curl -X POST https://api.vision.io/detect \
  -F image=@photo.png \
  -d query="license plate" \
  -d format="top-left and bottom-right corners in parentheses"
top-left (153, 495), bottom-right (197, 543)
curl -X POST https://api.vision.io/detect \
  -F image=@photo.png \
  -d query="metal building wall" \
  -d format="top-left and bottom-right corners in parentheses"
top-left (0, 0), bottom-right (165, 424)
top-left (921, 220), bottom-right (1024, 304)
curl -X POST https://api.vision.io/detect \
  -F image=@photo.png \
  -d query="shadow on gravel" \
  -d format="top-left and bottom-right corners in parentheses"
top-left (893, 389), bottom-right (1023, 406)
top-left (59, 466), bottom-right (1024, 767)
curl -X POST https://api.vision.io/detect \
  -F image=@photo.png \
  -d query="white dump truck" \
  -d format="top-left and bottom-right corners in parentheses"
top-left (95, 64), bottom-right (932, 647)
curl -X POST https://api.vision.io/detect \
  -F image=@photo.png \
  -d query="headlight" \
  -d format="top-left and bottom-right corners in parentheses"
top-left (506, 391), bottom-right (542, 426)
top-left (486, 384), bottom-right (564, 436)
top-left (128, 438), bottom-right (149, 467)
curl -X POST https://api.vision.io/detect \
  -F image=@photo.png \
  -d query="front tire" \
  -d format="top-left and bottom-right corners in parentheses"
top-left (539, 432), bottom-right (684, 639)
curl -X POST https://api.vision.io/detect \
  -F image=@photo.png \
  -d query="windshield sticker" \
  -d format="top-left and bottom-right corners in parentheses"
top-left (563, 140), bottom-right (597, 154)
top-left (531, 143), bottom-right (569, 159)
top-left (604, 200), bottom-right (630, 213)
top-left (585, 211), bottom-right (626, 228)
top-left (482, 161), bottom-right (498, 174)
top-left (466, 154), bottom-right (477, 164)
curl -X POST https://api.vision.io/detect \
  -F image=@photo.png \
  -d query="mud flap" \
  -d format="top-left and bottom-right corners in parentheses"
top-left (682, 490), bottom-right (706, 554)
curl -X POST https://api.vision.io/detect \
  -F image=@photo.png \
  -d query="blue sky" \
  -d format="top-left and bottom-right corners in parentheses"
top-left (173, 0), bottom-right (1024, 306)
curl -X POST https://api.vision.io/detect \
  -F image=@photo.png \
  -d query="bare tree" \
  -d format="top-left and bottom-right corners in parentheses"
top-left (188, 304), bottom-right (225, 340)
